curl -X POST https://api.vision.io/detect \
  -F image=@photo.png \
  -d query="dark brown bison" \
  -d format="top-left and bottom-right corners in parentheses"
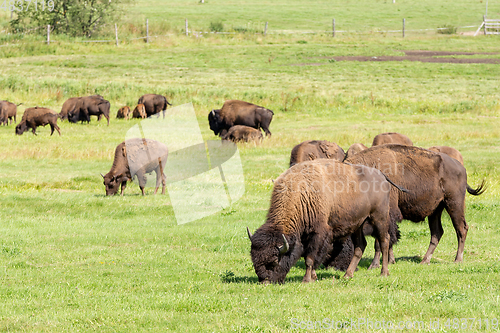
top-left (344, 143), bottom-right (368, 160)
top-left (68, 95), bottom-right (110, 125)
top-left (132, 104), bottom-right (147, 119)
top-left (372, 132), bottom-right (413, 146)
top-left (116, 106), bottom-right (131, 120)
top-left (15, 107), bottom-right (61, 136)
top-left (208, 100), bottom-right (274, 138)
top-left (428, 146), bottom-right (464, 166)
top-left (289, 140), bottom-right (345, 167)
top-left (137, 94), bottom-right (172, 118)
top-left (59, 95), bottom-right (102, 120)
top-left (0, 101), bottom-right (20, 125)
top-left (247, 159), bottom-right (396, 284)
top-left (101, 138), bottom-right (168, 196)
top-left (340, 144), bottom-right (486, 269)
top-left (221, 125), bottom-right (263, 143)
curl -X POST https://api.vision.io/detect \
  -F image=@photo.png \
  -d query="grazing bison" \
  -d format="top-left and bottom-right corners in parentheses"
top-left (222, 125), bottom-right (263, 143)
top-left (208, 100), bottom-right (274, 138)
top-left (116, 106), bottom-right (131, 119)
top-left (428, 146), bottom-right (464, 166)
top-left (372, 132), bottom-right (413, 146)
top-left (101, 138), bottom-right (168, 196)
top-left (59, 95), bottom-right (102, 120)
top-left (247, 159), bottom-right (396, 284)
top-left (137, 94), bottom-right (172, 118)
top-left (0, 101), bottom-right (20, 125)
top-left (339, 144), bottom-right (486, 269)
top-left (132, 104), bottom-right (147, 119)
top-left (68, 95), bottom-right (110, 125)
top-left (289, 140), bottom-right (345, 167)
top-left (15, 107), bottom-right (61, 136)
top-left (344, 143), bottom-right (368, 160)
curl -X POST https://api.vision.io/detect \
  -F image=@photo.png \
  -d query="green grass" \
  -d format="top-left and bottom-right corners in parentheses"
top-left (1, 1), bottom-right (500, 332)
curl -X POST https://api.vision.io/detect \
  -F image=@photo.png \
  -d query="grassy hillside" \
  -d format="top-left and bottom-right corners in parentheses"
top-left (0, 2), bottom-right (500, 332)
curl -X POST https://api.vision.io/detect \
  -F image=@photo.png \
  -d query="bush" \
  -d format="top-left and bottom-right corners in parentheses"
top-left (437, 25), bottom-right (457, 34)
top-left (209, 21), bottom-right (224, 33)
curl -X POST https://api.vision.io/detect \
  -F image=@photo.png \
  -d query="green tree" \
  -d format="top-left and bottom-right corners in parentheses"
top-left (10, 0), bottom-right (134, 37)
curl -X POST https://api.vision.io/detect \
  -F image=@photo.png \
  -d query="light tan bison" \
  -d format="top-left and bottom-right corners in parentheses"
top-left (344, 143), bottom-right (368, 160)
top-left (372, 132), bottom-right (413, 146)
top-left (132, 104), bottom-right (147, 119)
top-left (221, 125), bottom-right (263, 143)
top-left (116, 106), bottom-right (131, 120)
top-left (289, 140), bottom-right (345, 167)
top-left (428, 146), bottom-right (464, 166)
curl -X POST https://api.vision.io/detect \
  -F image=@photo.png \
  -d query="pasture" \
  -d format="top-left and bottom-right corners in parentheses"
top-left (1, 1), bottom-right (500, 331)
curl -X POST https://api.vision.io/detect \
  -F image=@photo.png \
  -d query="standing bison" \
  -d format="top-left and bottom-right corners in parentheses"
top-left (0, 101), bottom-right (20, 125)
top-left (372, 132), bottom-right (413, 146)
top-left (340, 144), bottom-right (485, 269)
top-left (208, 100), bottom-right (274, 138)
top-left (101, 138), bottom-right (168, 196)
top-left (68, 95), bottom-right (110, 125)
top-left (116, 106), bottom-right (131, 119)
top-left (221, 125), bottom-right (263, 143)
top-left (132, 104), bottom-right (147, 119)
top-left (247, 160), bottom-right (396, 284)
top-left (59, 95), bottom-right (102, 120)
top-left (137, 94), bottom-right (172, 118)
top-left (289, 140), bottom-right (345, 167)
top-left (15, 107), bottom-right (61, 136)
top-left (428, 146), bottom-right (464, 166)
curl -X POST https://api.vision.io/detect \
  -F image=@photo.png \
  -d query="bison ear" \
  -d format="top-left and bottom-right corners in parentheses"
top-left (278, 234), bottom-right (289, 255)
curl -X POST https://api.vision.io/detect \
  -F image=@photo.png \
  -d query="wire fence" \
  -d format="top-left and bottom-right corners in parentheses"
top-left (0, 18), bottom-right (488, 48)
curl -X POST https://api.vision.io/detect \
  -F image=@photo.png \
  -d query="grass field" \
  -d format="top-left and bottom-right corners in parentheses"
top-left (1, 1), bottom-right (500, 332)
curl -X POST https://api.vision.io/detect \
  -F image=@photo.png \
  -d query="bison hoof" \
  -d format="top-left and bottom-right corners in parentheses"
top-left (368, 262), bottom-right (380, 270)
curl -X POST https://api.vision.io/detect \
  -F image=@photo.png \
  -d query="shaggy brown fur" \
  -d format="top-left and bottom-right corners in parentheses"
top-left (0, 101), bottom-right (19, 125)
top-left (248, 159), bottom-right (392, 284)
top-left (102, 138), bottom-right (168, 196)
top-left (372, 132), bottom-right (413, 146)
top-left (344, 143), bottom-right (368, 160)
top-left (342, 144), bottom-right (485, 268)
top-left (428, 146), bottom-right (464, 166)
top-left (137, 94), bottom-right (172, 118)
top-left (68, 95), bottom-right (110, 125)
top-left (208, 100), bottom-right (274, 137)
top-left (15, 107), bottom-right (60, 136)
top-left (289, 140), bottom-right (345, 167)
top-left (59, 95), bottom-right (102, 120)
top-left (132, 104), bottom-right (147, 119)
top-left (222, 125), bottom-right (263, 143)
top-left (116, 106), bottom-right (131, 120)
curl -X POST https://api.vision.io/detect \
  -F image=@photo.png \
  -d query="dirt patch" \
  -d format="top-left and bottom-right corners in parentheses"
top-left (292, 49), bottom-right (500, 65)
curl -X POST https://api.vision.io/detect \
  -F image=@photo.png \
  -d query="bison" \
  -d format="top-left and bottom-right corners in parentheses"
top-left (289, 140), bottom-right (345, 167)
top-left (132, 104), bottom-right (147, 119)
top-left (0, 101), bottom-right (20, 125)
top-left (137, 94), bottom-right (172, 118)
top-left (101, 138), bottom-right (168, 196)
top-left (208, 100), bottom-right (274, 138)
top-left (59, 95), bottom-right (103, 121)
top-left (116, 106), bottom-right (131, 120)
top-left (372, 132), bottom-right (413, 146)
top-left (344, 143), bottom-right (368, 160)
top-left (247, 159), bottom-right (401, 284)
top-left (221, 125), bottom-right (263, 143)
top-left (68, 95), bottom-right (110, 125)
top-left (15, 107), bottom-right (61, 136)
top-left (338, 144), bottom-right (486, 269)
top-left (428, 146), bottom-right (464, 166)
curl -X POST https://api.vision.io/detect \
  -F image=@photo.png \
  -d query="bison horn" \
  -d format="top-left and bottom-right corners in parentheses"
top-left (100, 173), bottom-right (105, 178)
top-left (246, 227), bottom-right (253, 241)
top-left (278, 234), bottom-right (289, 255)
top-left (211, 110), bottom-right (215, 116)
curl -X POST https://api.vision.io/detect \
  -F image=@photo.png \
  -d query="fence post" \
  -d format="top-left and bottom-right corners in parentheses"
top-left (185, 19), bottom-right (188, 36)
top-left (115, 23), bottom-right (118, 46)
top-left (146, 19), bottom-right (149, 43)
top-left (332, 18), bottom-right (335, 37)
top-left (483, 15), bottom-right (487, 35)
top-left (264, 21), bottom-right (268, 36)
top-left (402, 18), bottom-right (405, 38)
top-left (47, 25), bottom-right (50, 45)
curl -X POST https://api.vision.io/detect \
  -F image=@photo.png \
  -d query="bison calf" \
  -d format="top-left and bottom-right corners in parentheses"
top-left (132, 104), bottom-right (147, 119)
top-left (102, 138), bottom-right (168, 196)
top-left (116, 106), bottom-right (131, 120)
top-left (248, 159), bottom-right (393, 284)
top-left (0, 101), bottom-right (20, 125)
top-left (289, 140), bottom-right (345, 167)
top-left (15, 107), bottom-right (61, 136)
top-left (222, 125), bottom-right (263, 143)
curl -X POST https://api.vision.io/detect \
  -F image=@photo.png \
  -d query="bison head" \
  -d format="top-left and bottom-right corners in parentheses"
top-left (247, 226), bottom-right (300, 284)
top-left (102, 173), bottom-right (126, 196)
top-left (15, 121), bottom-right (28, 135)
top-left (208, 109), bottom-right (224, 136)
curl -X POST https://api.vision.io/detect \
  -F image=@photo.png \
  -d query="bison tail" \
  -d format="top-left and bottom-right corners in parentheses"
top-left (467, 179), bottom-right (486, 196)
top-left (16, 103), bottom-right (23, 107)
top-left (381, 172), bottom-right (409, 193)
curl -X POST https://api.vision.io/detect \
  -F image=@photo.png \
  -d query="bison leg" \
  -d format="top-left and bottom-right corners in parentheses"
top-left (344, 228), bottom-right (367, 279)
top-left (154, 158), bottom-right (167, 195)
top-left (137, 171), bottom-right (148, 196)
top-left (368, 240), bottom-right (381, 270)
top-left (120, 181), bottom-right (127, 196)
top-left (446, 198), bottom-right (468, 263)
top-left (421, 204), bottom-right (445, 264)
top-left (302, 256), bottom-right (317, 283)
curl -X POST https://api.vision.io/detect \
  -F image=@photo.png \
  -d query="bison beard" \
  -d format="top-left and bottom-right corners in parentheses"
top-left (327, 144), bottom-right (486, 272)
top-left (248, 160), bottom-right (394, 284)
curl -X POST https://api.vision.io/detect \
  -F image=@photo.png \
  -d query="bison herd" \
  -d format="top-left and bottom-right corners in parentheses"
top-left (2, 95), bottom-right (487, 285)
